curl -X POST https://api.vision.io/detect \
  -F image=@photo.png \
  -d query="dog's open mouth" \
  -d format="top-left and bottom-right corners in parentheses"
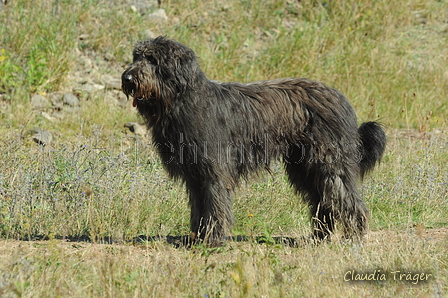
top-left (123, 87), bottom-right (149, 107)
top-left (132, 91), bottom-right (155, 107)
top-left (133, 91), bottom-right (144, 107)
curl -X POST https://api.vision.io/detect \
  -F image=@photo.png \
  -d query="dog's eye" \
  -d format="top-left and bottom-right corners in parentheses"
top-left (146, 55), bottom-right (158, 65)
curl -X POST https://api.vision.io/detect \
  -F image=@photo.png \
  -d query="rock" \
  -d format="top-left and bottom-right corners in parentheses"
top-left (78, 34), bottom-right (90, 41)
top-left (130, 0), bottom-right (158, 15)
top-left (77, 56), bottom-right (93, 70)
top-left (30, 94), bottom-right (51, 110)
top-left (30, 128), bottom-right (53, 146)
top-left (47, 92), bottom-right (63, 106)
top-left (41, 112), bottom-right (56, 122)
top-left (101, 74), bottom-right (122, 90)
top-left (104, 52), bottom-right (114, 61)
top-left (124, 122), bottom-right (147, 136)
top-left (63, 93), bottom-right (80, 107)
top-left (76, 83), bottom-right (105, 94)
top-left (148, 9), bottom-right (167, 22)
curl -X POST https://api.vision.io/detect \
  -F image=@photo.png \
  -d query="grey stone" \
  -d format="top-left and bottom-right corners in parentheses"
top-left (31, 128), bottom-right (53, 146)
top-left (78, 34), bottom-right (90, 40)
top-left (148, 9), bottom-right (167, 22)
top-left (124, 122), bottom-right (147, 136)
top-left (76, 83), bottom-right (105, 94)
top-left (104, 52), bottom-right (115, 61)
top-left (130, 0), bottom-right (158, 15)
top-left (101, 75), bottom-right (122, 90)
top-left (63, 93), bottom-right (80, 107)
top-left (77, 56), bottom-right (93, 70)
top-left (30, 94), bottom-right (51, 110)
top-left (41, 112), bottom-right (56, 122)
top-left (47, 92), bottom-right (63, 106)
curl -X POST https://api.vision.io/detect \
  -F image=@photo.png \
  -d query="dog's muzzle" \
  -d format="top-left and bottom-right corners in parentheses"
top-left (122, 71), bottom-right (143, 107)
top-left (122, 73), bottom-right (133, 84)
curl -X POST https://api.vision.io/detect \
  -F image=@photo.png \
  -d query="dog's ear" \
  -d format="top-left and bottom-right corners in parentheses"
top-left (168, 42), bottom-right (202, 90)
top-left (174, 58), bottom-right (199, 86)
top-left (148, 37), bottom-right (205, 98)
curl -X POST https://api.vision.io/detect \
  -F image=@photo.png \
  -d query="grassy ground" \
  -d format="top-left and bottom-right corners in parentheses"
top-left (0, 0), bottom-right (447, 297)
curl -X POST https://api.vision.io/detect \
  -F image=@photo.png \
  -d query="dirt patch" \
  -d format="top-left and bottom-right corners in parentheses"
top-left (0, 227), bottom-right (446, 256)
top-left (369, 227), bottom-right (448, 243)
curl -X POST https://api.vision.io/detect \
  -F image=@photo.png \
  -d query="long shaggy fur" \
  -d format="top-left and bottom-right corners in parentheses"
top-left (122, 36), bottom-right (386, 247)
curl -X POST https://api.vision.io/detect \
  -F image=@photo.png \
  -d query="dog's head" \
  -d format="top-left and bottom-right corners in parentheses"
top-left (121, 36), bottom-right (202, 123)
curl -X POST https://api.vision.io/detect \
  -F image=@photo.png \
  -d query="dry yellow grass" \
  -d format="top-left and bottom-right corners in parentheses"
top-left (0, 227), bottom-right (446, 297)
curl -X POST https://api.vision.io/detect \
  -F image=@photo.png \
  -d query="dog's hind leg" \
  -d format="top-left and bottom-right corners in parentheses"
top-left (283, 148), bottom-right (334, 240)
top-left (284, 145), bottom-right (368, 241)
top-left (313, 171), bottom-right (368, 241)
top-left (310, 167), bottom-right (369, 241)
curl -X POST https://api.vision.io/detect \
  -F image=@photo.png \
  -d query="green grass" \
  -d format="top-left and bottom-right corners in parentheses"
top-left (0, 127), bottom-right (446, 241)
top-left (0, 0), bottom-right (447, 297)
top-left (1, 0), bottom-right (447, 129)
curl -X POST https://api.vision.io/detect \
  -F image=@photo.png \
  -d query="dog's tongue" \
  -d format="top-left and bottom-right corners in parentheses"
top-left (133, 96), bottom-right (138, 107)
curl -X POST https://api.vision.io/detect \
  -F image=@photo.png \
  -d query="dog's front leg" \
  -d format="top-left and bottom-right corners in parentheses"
top-left (186, 178), bottom-right (234, 247)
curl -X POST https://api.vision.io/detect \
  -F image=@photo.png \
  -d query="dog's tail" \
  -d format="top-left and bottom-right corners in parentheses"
top-left (358, 122), bottom-right (386, 179)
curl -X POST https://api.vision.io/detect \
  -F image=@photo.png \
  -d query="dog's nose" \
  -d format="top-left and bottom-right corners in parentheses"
top-left (123, 74), bottom-right (133, 82)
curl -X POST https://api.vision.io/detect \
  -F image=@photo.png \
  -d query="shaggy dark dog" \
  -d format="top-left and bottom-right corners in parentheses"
top-left (122, 36), bottom-right (386, 247)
